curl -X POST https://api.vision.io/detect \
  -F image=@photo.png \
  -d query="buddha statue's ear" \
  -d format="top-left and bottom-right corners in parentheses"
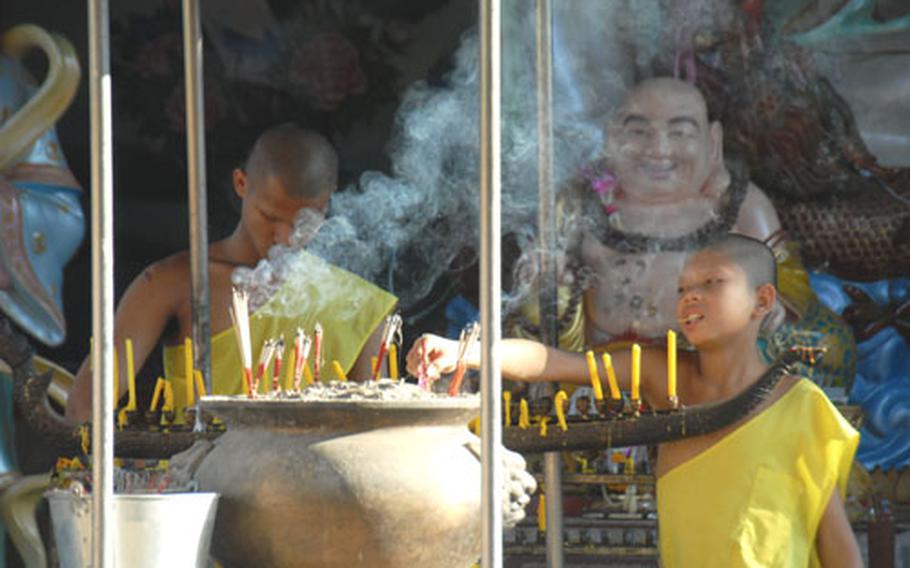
top-left (709, 121), bottom-right (724, 166)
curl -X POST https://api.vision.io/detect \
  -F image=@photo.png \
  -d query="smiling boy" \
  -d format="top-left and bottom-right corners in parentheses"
top-left (409, 234), bottom-right (860, 567)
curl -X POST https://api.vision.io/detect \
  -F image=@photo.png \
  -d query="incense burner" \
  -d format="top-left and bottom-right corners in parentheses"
top-left (194, 383), bottom-right (525, 568)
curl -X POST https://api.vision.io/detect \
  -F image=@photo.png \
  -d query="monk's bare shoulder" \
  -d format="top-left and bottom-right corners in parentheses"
top-left (136, 251), bottom-right (192, 290)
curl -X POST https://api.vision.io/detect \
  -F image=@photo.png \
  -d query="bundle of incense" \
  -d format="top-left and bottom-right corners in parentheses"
top-left (271, 336), bottom-right (285, 392)
top-left (448, 322), bottom-right (481, 396)
top-left (372, 314), bottom-right (403, 381)
top-left (253, 339), bottom-right (277, 394)
top-left (416, 340), bottom-right (428, 389)
top-left (229, 288), bottom-right (254, 397)
top-left (312, 323), bottom-right (323, 383)
top-left (292, 328), bottom-right (312, 392)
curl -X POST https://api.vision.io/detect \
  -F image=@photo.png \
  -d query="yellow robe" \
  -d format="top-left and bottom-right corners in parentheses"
top-left (163, 251), bottom-right (398, 419)
top-left (657, 379), bottom-right (858, 567)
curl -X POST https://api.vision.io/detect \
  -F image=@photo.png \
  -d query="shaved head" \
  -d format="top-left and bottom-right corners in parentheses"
top-left (698, 233), bottom-right (777, 289)
top-left (245, 123), bottom-right (338, 199)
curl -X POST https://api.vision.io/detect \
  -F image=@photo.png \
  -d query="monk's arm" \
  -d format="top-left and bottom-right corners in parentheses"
top-left (815, 490), bottom-right (863, 568)
top-left (406, 335), bottom-right (672, 397)
top-left (66, 260), bottom-right (184, 423)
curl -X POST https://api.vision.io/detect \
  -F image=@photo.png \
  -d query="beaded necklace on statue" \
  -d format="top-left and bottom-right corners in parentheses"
top-left (594, 161), bottom-right (749, 254)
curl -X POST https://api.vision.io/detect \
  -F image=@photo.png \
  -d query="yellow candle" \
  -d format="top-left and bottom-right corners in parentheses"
top-left (585, 350), bottom-right (604, 401)
top-left (303, 363), bottom-right (314, 386)
top-left (162, 381), bottom-right (174, 411)
top-left (150, 377), bottom-right (165, 411)
top-left (539, 416), bottom-right (550, 437)
top-left (503, 391), bottom-right (512, 427)
top-left (518, 399), bottom-right (531, 429)
top-left (125, 339), bottom-right (137, 410)
top-left (554, 390), bottom-right (568, 432)
top-left (538, 493), bottom-right (546, 533)
top-left (388, 344), bottom-right (399, 379)
top-left (194, 370), bottom-right (206, 397)
top-left (667, 330), bottom-right (677, 400)
top-left (371, 356), bottom-right (378, 376)
top-left (112, 349), bottom-right (119, 405)
top-left (285, 348), bottom-right (296, 391)
top-left (332, 360), bottom-right (347, 382)
top-left (631, 344), bottom-right (641, 401)
top-left (601, 353), bottom-right (622, 400)
top-left (184, 337), bottom-right (194, 407)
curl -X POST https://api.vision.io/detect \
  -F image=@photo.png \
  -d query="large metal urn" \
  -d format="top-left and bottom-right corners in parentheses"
top-left (195, 392), bottom-right (490, 567)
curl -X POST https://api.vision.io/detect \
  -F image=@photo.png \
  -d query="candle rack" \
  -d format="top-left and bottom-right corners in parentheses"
top-left (503, 346), bottom-right (824, 454)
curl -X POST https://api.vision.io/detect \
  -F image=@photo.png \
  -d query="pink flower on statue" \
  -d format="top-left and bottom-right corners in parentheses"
top-left (591, 172), bottom-right (617, 195)
top-left (288, 33), bottom-right (368, 110)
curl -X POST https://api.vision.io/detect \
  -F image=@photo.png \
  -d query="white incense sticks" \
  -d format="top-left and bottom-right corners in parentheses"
top-left (230, 288), bottom-right (254, 397)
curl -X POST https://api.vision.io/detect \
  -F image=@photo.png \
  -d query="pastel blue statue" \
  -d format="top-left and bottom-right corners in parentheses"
top-left (0, 24), bottom-right (82, 567)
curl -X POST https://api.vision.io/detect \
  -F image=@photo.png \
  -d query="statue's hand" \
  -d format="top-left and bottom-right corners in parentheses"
top-left (464, 438), bottom-right (537, 528)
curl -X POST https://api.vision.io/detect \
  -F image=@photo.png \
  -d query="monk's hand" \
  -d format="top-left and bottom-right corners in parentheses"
top-left (406, 334), bottom-right (459, 380)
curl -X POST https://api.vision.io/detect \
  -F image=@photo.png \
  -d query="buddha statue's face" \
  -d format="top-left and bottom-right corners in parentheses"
top-left (608, 79), bottom-right (722, 205)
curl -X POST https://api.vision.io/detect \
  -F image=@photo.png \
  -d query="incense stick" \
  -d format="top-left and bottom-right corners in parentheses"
top-left (271, 336), bottom-right (285, 392)
top-left (230, 288), bottom-right (254, 397)
top-left (448, 322), bottom-right (480, 396)
top-left (313, 323), bottom-right (323, 383)
top-left (372, 314), bottom-right (403, 381)
top-left (253, 338), bottom-right (277, 394)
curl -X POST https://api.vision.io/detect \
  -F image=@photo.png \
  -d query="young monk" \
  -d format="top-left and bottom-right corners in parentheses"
top-left (408, 234), bottom-right (861, 567)
top-left (67, 123), bottom-right (397, 423)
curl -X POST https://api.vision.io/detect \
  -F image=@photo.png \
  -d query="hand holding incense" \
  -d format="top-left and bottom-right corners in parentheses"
top-left (447, 322), bottom-right (480, 396)
top-left (272, 336), bottom-right (285, 392)
top-left (229, 288), bottom-right (254, 397)
top-left (313, 323), bottom-right (324, 383)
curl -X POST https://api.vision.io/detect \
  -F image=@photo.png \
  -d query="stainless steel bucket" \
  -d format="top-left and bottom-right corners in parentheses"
top-left (47, 492), bottom-right (219, 568)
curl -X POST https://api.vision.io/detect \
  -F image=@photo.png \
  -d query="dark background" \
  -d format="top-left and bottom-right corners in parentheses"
top-left (0, 0), bottom-right (478, 378)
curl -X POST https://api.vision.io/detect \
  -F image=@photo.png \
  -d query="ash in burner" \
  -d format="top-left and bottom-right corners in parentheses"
top-left (204, 379), bottom-right (478, 403)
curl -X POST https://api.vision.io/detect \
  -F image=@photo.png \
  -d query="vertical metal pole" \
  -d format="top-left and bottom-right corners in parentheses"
top-left (535, 1), bottom-right (564, 566)
top-left (182, 0), bottom-right (212, 404)
top-left (480, 0), bottom-right (503, 565)
top-left (88, 0), bottom-right (115, 565)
